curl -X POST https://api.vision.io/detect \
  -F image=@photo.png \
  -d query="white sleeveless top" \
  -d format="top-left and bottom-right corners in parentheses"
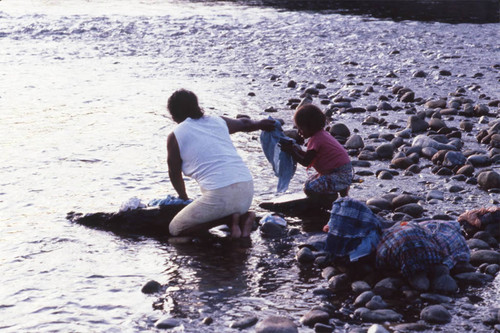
top-left (173, 116), bottom-right (252, 190)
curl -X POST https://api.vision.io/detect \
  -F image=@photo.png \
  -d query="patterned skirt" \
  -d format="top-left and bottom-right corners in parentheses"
top-left (304, 162), bottom-right (353, 195)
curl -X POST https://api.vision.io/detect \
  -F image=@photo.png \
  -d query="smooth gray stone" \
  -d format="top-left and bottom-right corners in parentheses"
top-left (300, 309), bottom-right (330, 327)
top-left (420, 305), bottom-right (451, 324)
top-left (360, 309), bottom-right (403, 323)
top-left (328, 273), bottom-right (350, 292)
top-left (230, 316), bottom-right (258, 329)
top-left (485, 264), bottom-right (500, 276)
top-left (477, 170), bottom-right (500, 190)
top-left (141, 280), bottom-right (162, 294)
top-left (470, 250), bottom-right (500, 265)
top-left (467, 238), bottom-right (491, 250)
top-left (354, 291), bottom-right (375, 307)
top-left (155, 316), bottom-right (181, 329)
top-left (392, 322), bottom-right (429, 331)
top-left (314, 323), bottom-right (335, 332)
top-left (420, 293), bottom-right (452, 304)
top-left (322, 266), bottom-right (338, 280)
top-left (431, 274), bottom-right (458, 294)
top-left (454, 272), bottom-right (492, 286)
top-left (376, 143), bottom-right (395, 159)
top-left (426, 190), bottom-right (444, 201)
top-left (296, 247), bottom-right (315, 264)
top-left (351, 280), bottom-right (372, 294)
top-left (394, 203), bottom-right (424, 218)
top-left (366, 295), bottom-right (388, 310)
top-left (346, 134), bottom-right (365, 149)
top-left (373, 277), bottom-right (402, 298)
top-left (256, 316), bottom-right (298, 333)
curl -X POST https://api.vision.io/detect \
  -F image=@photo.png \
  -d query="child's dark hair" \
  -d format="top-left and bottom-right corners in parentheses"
top-left (167, 89), bottom-right (204, 123)
top-left (294, 104), bottom-right (326, 132)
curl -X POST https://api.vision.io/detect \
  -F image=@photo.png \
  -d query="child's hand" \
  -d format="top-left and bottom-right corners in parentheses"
top-left (278, 139), bottom-right (293, 153)
top-left (259, 119), bottom-right (276, 132)
top-left (322, 225), bottom-right (329, 233)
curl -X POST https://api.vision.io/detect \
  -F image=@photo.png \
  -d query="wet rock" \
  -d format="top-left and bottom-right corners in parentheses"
top-left (260, 221), bottom-right (286, 238)
top-left (431, 274), bottom-right (458, 294)
top-left (454, 272), bottom-right (492, 286)
top-left (141, 280), bottom-right (162, 294)
top-left (328, 273), bottom-right (350, 292)
top-left (429, 118), bottom-right (447, 131)
top-left (412, 135), bottom-right (456, 151)
top-left (426, 190), bottom-right (444, 201)
top-left (366, 198), bottom-right (392, 211)
top-left (425, 99), bottom-right (446, 109)
top-left (300, 309), bottom-right (330, 327)
top-left (468, 154), bottom-right (491, 167)
top-left (287, 80), bottom-right (297, 88)
top-left (395, 203), bottom-right (424, 217)
top-left (448, 185), bottom-right (464, 193)
top-left (345, 134), bottom-right (365, 149)
top-left (366, 295), bottom-right (388, 310)
top-left (256, 316), bottom-right (298, 333)
top-left (439, 69), bottom-right (452, 76)
top-left (420, 304), bottom-right (451, 324)
top-left (329, 123), bottom-right (350, 138)
top-left (467, 239), bottom-right (491, 250)
top-left (265, 107), bottom-right (278, 113)
top-left (367, 324), bottom-right (390, 333)
top-left (420, 293), bottom-right (452, 304)
top-left (477, 170), bottom-right (500, 190)
top-left (408, 115), bottom-right (429, 133)
top-left (354, 290), bottom-right (374, 307)
top-left (297, 247), bottom-right (315, 264)
top-left (456, 164), bottom-right (474, 177)
top-left (358, 309), bottom-right (403, 323)
top-left (358, 150), bottom-right (379, 161)
top-left (377, 102), bottom-right (393, 111)
top-left (473, 231), bottom-right (498, 248)
top-left (202, 316), bottom-right (213, 325)
top-left (376, 143), bottom-right (395, 159)
top-left (392, 194), bottom-right (421, 208)
top-left (470, 250), bottom-right (500, 265)
top-left (352, 280), bottom-right (372, 294)
top-left (485, 264), bottom-right (500, 276)
top-left (230, 316), bottom-right (258, 329)
top-left (392, 323), bottom-right (429, 331)
top-left (373, 277), bottom-right (402, 298)
top-left (155, 316), bottom-right (181, 329)
top-left (391, 157), bottom-right (414, 169)
top-left (314, 323), bottom-right (335, 332)
top-left (400, 91), bottom-right (415, 103)
top-left (443, 151), bottom-right (466, 167)
top-left (474, 104), bottom-right (490, 116)
top-left (460, 120), bottom-right (474, 132)
top-left (408, 271), bottom-right (430, 291)
top-left (413, 70), bottom-right (427, 78)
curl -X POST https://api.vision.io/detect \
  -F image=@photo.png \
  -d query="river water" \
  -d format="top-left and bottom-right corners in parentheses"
top-left (0, 0), bottom-right (498, 332)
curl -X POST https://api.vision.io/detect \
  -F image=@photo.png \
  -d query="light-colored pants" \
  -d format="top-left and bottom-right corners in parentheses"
top-left (169, 180), bottom-right (254, 236)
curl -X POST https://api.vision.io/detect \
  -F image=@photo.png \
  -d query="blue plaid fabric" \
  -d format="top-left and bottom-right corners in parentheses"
top-left (420, 220), bottom-right (470, 269)
top-left (376, 222), bottom-right (444, 277)
top-left (326, 198), bottom-right (383, 260)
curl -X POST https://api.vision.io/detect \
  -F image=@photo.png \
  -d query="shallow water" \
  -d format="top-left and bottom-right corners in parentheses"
top-left (0, 0), bottom-right (499, 332)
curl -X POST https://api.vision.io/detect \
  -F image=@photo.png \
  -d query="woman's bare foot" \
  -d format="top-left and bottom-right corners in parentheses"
top-left (230, 213), bottom-right (242, 238)
top-left (240, 211), bottom-right (255, 238)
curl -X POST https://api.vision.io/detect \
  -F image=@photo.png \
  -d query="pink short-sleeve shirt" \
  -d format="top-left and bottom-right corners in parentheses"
top-left (307, 129), bottom-right (350, 174)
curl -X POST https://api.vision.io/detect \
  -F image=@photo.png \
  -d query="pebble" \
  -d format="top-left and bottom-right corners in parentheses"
top-left (141, 280), bottom-right (162, 294)
top-left (454, 272), bottom-right (492, 286)
top-left (314, 323), bottom-right (335, 332)
top-left (345, 134), bottom-right (365, 149)
top-left (391, 322), bottom-right (429, 331)
top-left (366, 295), bottom-right (388, 310)
top-left (477, 170), bottom-right (500, 190)
top-left (255, 316), bottom-right (298, 333)
top-left (470, 250), bottom-right (500, 265)
top-left (155, 316), bottom-right (181, 329)
top-left (431, 274), bottom-right (458, 294)
top-left (352, 281), bottom-right (372, 294)
top-left (375, 143), bottom-right (395, 159)
top-left (296, 247), bottom-right (316, 264)
top-left (373, 277), bottom-right (402, 298)
top-left (408, 115), bottom-right (429, 132)
top-left (354, 291), bottom-right (375, 307)
top-left (420, 304), bottom-right (452, 324)
top-left (330, 123), bottom-right (351, 138)
top-left (230, 316), bottom-right (258, 329)
top-left (367, 323), bottom-right (390, 333)
top-left (358, 308), bottom-right (403, 323)
top-left (328, 273), bottom-right (350, 292)
top-left (394, 203), bottom-right (424, 218)
top-left (420, 293), bottom-right (452, 304)
top-left (467, 238), bottom-right (491, 250)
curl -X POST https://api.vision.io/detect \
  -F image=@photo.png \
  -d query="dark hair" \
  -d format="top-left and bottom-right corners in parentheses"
top-left (167, 89), bottom-right (204, 123)
top-left (294, 104), bottom-right (326, 132)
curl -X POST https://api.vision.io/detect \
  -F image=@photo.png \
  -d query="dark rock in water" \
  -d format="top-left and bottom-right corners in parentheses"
top-left (420, 304), bottom-right (451, 324)
top-left (352, 160), bottom-right (372, 168)
top-left (305, 87), bottom-right (320, 95)
top-left (456, 164), bottom-right (474, 177)
top-left (413, 70), bottom-right (427, 78)
top-left (377, 170), bottom-right (393, 180)
top-left (377, 102), bottom-right (393, 111)
top-left (420, 293), bottom-right (452, 304)
top-left (443, 151), bottom-right (466, 167)
top-left (395, 203), bottom-right (424, 217)
top-left (470, 250), bottom-right (500, 265)
top-left (345, 134), bottom-right (365, 149)
top-left (460, 120), bottom-right (474, 132)
top-left (256, 316), bottom-right (298, 333)
top-left (448, 185), bottom-right (464, 193)
top-left (155, 316), bottom-right (181, 329)
top-left (328, 273), bottom-right (350, 292)
top-left (431, 274), bottom-right (458, 294)
top-left (358, 308), bottom-right (402, 323)
top-left (474, 104), bottom-right (490, 116)
top-left (426, 190), bottom-right (444, 201)
top-left (400, 91), bottom-right (415, 103)
top-left (391, 157), bottom-right (414, 169)
top-left (329, 123), bottom-right (350, 138)
top-left (230, 316), bottom-right (258, 329)
top-left (366, 295), bottom-right (388, 310)
top-left (485, 264), bottom-right (500, 276)
top-left (439, 69), bottom-right (452, 76)
top-left (392, 194), bottom-right (422, 208)
top-left (265, 106), bottom-right (278, 113)
top-left (421, 146), bottom-right (438, 159)
top-left (287, 80), bottom-right (297, 88)
top-left (376, 143), bottom-right (394, 159)
top-left (468, 154), bottom-right (491, 167)
top-left (141, 280), bottom-right (162, 294)
top-left (373, 277), bottom-right (402, 298)
top-left (392, 323), bottom-right (429, 331)
top-left (297, 247), bottom-right (316, 264)
top-left (359, 150), bottom-right (379, 161)
top-left (260, 221), bottom-right (286, 238)
top-left (467, 239), bottom-right (491, 250)
top-left (351, 280), bottom-right (372, 294)
top-left (366, 197), bottom-right (392, 211)
top-left (429, 118), bottom-right (447, 131)
top-left (425, 99), bottom-right (446, 109)
top-left (473, 231), bottom-right (498, 248)
top-left (477, 170), bottom-right (500, 190)
top-left (354, 291), bottom-right (374, 307)
top-left (300, 309), bottom-right (330, 327)
top-left (408, 115), bottom-right (429, 133)
top-left (454, 272), bottom-right (492, 286)
top-left (313, 323), bottom-right (335, 332)
top-left (366, 324), bottom-right (390, 333)
top-left (202, 317), bottom-right (213, 325)
top-left (408, 272), bottom-right (430, 291)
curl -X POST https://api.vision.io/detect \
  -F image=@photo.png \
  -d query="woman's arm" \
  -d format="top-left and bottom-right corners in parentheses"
top-left (222, 116), bottom-right (275, 134)
top-left (167, 132), bottom-right (189, 200)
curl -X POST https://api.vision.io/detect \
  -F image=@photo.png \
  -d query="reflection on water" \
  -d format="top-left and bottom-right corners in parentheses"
top-left (189, 0), bottom-right (500, 23)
